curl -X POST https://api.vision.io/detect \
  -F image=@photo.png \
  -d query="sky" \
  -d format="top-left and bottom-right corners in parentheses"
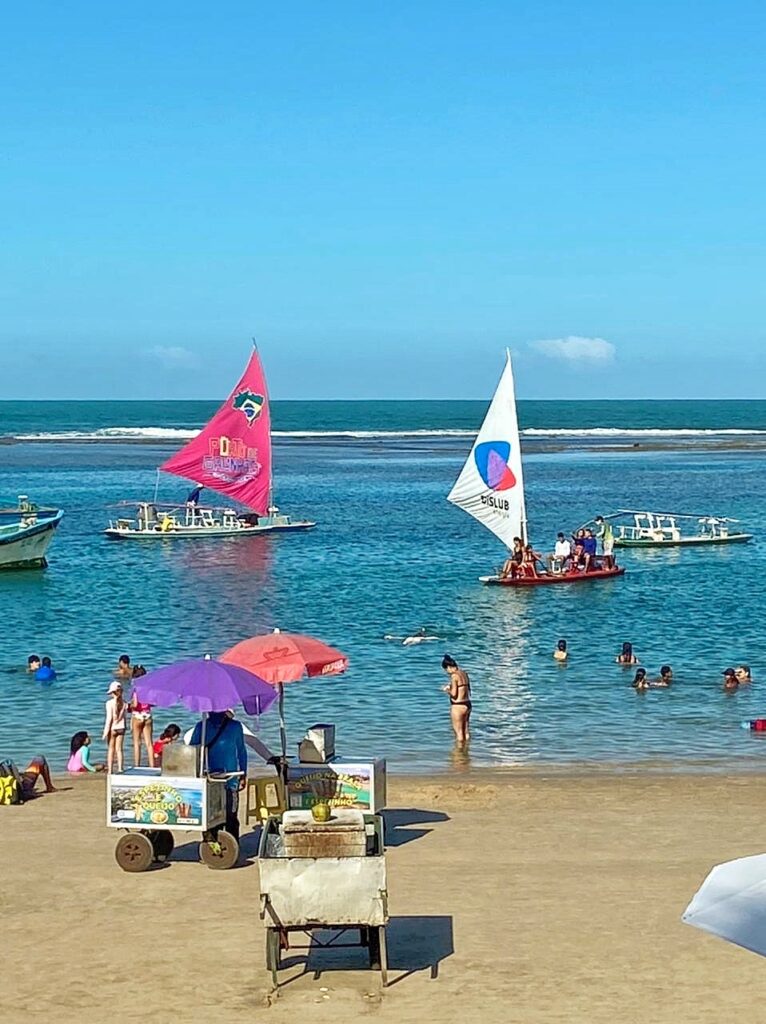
top-left (1, 1), bottom-right (765, 400)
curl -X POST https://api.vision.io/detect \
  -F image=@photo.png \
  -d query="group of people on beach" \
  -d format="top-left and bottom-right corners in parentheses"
top-left (500, 516), bottom-right (615, 579)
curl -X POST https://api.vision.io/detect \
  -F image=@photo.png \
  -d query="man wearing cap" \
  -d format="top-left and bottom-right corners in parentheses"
top-left (190, 710), bottom-right (247, 841)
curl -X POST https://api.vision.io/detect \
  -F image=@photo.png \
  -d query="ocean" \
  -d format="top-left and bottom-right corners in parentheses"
top-left (2, 399), bottom-right (766, 773)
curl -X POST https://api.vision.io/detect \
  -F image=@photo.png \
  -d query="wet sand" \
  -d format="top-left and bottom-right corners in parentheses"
top-left (3, 771), bottom-right (766, 1023)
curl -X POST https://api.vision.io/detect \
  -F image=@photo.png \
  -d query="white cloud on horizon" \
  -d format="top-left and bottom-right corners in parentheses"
top-left (144, 345), bottom-right (201, 370)
top-left (528, 336), bottom-right (616, 364)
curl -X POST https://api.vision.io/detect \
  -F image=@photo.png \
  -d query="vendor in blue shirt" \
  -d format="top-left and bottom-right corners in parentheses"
top-left (190, 710), bottom-right (247, 841)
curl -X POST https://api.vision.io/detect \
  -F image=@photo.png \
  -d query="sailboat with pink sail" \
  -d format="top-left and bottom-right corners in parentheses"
top-left (105, 346), bottom-right (315, 540)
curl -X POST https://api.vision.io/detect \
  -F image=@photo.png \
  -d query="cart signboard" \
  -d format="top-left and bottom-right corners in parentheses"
top-left (287, 760), bottom-right (386, 813)
top-left (109, 774), bottom-right (209, 827)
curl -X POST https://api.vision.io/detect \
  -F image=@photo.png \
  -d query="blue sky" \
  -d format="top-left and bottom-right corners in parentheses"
top-left (1, 2), bottom-right (765, 400)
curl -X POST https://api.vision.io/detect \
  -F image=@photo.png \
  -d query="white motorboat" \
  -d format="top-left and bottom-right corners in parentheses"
top-left (0, 496), bottom-right (63, 569)
top-left (590, 510), bottom-right (753, 549)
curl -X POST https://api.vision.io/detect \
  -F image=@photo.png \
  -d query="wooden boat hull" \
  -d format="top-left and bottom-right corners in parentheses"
top-left (616, 534), bottom-right (752, 548)
top-left (0, 511), bottom-right (63, 569)
top-left (480, 566), bottom-right (626, 587)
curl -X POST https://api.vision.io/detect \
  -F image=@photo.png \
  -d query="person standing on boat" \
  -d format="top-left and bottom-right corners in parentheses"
top-left (186, 484), bottom-right (203, 525)
top-left (442, 655), bottom-right (471, 746)
top-left (595, 516), bottom-right (615, 569)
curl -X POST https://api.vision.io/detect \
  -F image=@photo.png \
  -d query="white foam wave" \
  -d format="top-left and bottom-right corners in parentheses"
top-left (13, 427), bottom-right (200, 441)
top-left (521, 428), bottom-right (766, 437)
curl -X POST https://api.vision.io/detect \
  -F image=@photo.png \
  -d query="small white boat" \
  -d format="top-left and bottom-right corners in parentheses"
top-left (592, 510), bottom-right (753, 549)
top-left (105, 345), bottom-right (315, 541)
top-left (105, 502), bottom-right (313, 540)
top-left (0, 496), bottom-right (63, 569)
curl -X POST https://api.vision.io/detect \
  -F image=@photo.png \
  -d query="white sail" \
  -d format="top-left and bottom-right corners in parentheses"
top-left (447, 349), bottom-right (527, 548)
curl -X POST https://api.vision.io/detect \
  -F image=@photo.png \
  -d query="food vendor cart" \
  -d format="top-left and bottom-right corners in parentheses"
top-left (107, 765), bottom-right (240, 872)
top-left (258, 809), bottom-right (389, 988)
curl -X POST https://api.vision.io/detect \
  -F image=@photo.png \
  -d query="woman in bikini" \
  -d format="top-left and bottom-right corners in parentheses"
top-left (103, 680), bottom-right (127, 773)
top-left (442, 655), bottom-right (472, 746)
top-left (129, 665), bottom-right (155, 767)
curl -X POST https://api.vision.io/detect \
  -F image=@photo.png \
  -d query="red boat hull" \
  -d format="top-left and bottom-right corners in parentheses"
top-left (481, 567), bottom-right (626, 587)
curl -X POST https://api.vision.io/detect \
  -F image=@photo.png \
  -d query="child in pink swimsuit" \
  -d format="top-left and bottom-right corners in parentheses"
top-left (67, 731), bottom-right (104, 773)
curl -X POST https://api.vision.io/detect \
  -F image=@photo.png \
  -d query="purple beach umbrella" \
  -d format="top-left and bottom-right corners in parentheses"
top-left (133, 657), bottom-right (278, 715)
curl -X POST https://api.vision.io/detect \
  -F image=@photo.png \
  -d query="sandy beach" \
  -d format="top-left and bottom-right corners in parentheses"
top-left (3, 770), bottom-right (766, 1023)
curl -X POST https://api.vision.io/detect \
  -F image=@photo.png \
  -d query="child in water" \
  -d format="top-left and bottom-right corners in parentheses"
top-left (553, 639), bottom-right (568, 662)
top-left (152, 724), bottom-right (182, 766)
top-left (67, 732), bottom-right (105, 773)
top-left (631, 668), bottom-right (649, 692)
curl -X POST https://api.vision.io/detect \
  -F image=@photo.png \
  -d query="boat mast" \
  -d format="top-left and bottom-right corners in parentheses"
top-left (252, 336), bottom-right (274, 514)
top-left (509, 346), bottom-right (529, 546)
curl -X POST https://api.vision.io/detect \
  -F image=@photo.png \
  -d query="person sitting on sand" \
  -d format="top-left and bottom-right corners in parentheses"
top-left (553, 639), bottom-right (568, 662)
top-left (153, 724), bottom-right (182, 766)
top-left (27, 654), bottom-right (41, 674)
top-left (34, 656), bottom-right (56, 683)
top-left (20, 755), bottom-right (57, 797)
top-left (114, 654), bottom-right (132, 680)
top-left (442, 655), bottom-right (471, 746)
top-left (501, 537), bottom-right (524, 578)
top-left (616, 642), bottom-right (639, 665)
top-left (631, 668), bottom-right (649, 692)
top-left (722, 668), bottom-right (739, 692)
top-left (652, 665), bottom-right (673, 688)
top-left (67, 731), bottom-right (105, 773)
top-left (735, 665), bottom-right (752, 684)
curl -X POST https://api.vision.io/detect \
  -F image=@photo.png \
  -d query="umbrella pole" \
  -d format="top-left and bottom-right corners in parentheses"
top-left (278, 683), bottom-right (287, 760)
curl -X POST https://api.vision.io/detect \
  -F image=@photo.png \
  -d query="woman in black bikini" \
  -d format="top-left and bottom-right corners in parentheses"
top-left (442, 655), bottom-right (471, 746)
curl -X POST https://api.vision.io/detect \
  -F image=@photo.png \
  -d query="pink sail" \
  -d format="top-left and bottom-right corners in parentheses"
top-left (161, 348), bottom-right (272, 515)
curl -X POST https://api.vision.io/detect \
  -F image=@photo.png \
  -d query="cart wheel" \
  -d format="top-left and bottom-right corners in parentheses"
top-left (199, 830), bottom-right (239, 869)
top-left (151, 831), bottom-right (175, 862)
top-left (115, 833), bottom-right (154, 873)
top-left (266, 927), bottom-right (282, 984)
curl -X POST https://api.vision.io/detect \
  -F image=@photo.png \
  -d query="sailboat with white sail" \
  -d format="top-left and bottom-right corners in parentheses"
top-left (105, 346), bottom-right (315, 540)
top-left (447, 350), bottom-right (625, 586)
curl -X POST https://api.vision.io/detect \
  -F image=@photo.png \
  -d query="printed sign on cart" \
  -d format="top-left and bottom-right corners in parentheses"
top-left (288, 764), bottom-right (373, 810)
top-left (109, 776), bottom-right (205, 826)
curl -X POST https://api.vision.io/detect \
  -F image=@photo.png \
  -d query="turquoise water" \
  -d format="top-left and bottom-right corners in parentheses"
top-left (1, 400), bottom-right (766, 773)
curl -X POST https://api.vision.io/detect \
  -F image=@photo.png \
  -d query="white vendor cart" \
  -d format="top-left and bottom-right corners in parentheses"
top-left (258, 809), bottom-right (389, 987)
top-left (107, 766), bottom-right (241, 872)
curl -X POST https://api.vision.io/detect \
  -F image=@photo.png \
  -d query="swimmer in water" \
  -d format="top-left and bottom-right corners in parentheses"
top-left (616, 642), bottom-right (639, 665)
top-left (553, 639), bottom-right (568, 662)
top-left (652, 665), bottom-right (673, 688)
top-left (27, 654), bottom-right (41, 674)
top-left (385, 628), bottom-right (442, 646)
top-left (442, 654), bottom-right (471, 745)
top-left (722, 668), bottom-right (739, 692)
top-left (631, 668), bottom-right (649, 691)
top-left (735, 664), bottom-right (752, 684)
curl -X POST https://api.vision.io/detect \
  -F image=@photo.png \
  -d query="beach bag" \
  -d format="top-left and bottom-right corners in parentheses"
top-left (0, 759), bottom-right (25, 805)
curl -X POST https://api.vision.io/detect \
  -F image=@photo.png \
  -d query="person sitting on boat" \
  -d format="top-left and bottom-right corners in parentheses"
top-left (594, 516), bottom-right (615, 570)
top-left (569, 530), bottom-right (586, 571)
top-left (616, 642), bottom-right (639, 665)
top-left (553, 639), bottom-right (568, 662)
top-left (549, 533), bottom-right (571, 574)
top-left (652, 665), bottom-right (673, 688)
top-left (520, 544), bottom-right (546, 578)
top-left (735, 665), bottom-right (752, 684)
top-left (582, 529), bottom-right (598, 571)
top-left (500, 537), bottom-right (524, 578)
top-left (631, 668), bottom-right (650, 692)
top-left (722, 668), bottom-right (739, 692)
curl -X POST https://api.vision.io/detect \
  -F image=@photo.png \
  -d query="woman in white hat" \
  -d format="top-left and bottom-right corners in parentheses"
top-left (103, 680), bottom-right (127, 773)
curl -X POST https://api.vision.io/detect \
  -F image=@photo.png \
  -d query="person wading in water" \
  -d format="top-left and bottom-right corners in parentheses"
top-left (442, 655), bottom-right (472, 747)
